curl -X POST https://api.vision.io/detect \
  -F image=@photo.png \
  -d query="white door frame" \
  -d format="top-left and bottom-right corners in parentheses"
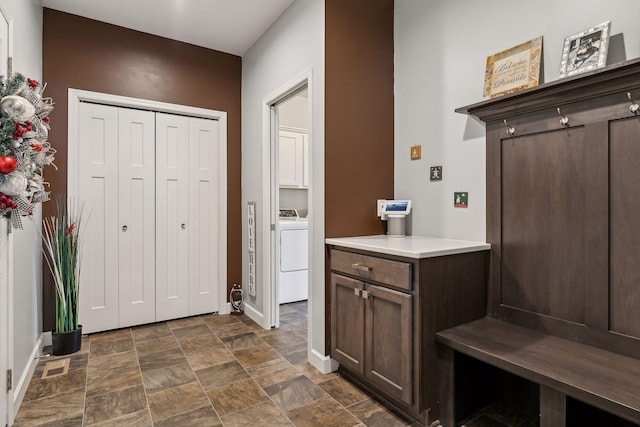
top-left (0, 4), bottom-right (14, 426)
top-left (261, 69), bottom-right (312, 330)
top-left (0, 221), bottom-right (14, 427)
top-left (67, 89), bottom-right (229, 316)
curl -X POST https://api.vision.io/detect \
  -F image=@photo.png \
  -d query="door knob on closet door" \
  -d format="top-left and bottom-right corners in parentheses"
top-left (122, 225), bottom-right (128, 232)
top-left (181, 223), bottom-right (186, 230)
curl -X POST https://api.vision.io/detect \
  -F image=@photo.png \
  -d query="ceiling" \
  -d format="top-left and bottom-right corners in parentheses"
top-left (40, 0), bottom-right (296, 56)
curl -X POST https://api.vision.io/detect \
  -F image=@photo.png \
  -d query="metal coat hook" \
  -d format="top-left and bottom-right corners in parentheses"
top-left (504, 119), bottom-right (515, 136)
top-left (627, 92), bottom-right (639, 114)
top-left (557, 108), bottom-right (569, 126)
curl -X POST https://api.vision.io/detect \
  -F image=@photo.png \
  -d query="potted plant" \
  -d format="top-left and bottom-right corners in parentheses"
top-left (42, 199), bottom-right (84, 355)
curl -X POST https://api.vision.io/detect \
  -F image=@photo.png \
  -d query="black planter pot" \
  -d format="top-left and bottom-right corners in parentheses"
top-left (52, 326), bottom-right (82, 356)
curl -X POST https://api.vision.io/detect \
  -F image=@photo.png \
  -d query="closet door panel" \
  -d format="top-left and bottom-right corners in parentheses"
top-left (78, 103), bottom-right (119, 333)
top-left (118, 108), bottom-right (156, 327)
top-left (188, 118), bottom-right (220, 315)
top-left (156, 113), bottom-right (189, 321)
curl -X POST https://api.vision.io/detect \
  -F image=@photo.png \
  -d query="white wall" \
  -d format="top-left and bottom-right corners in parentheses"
top-left (279, 88), bottom-right (309, 129)
top-left (242, 0), bottom-right (326, 366)
top-left (1, 0), bottom-right (43, 415)
top-left (280, 188), bottom-right (308, 217)
top-left (395, 0), bottom-right (640, 241)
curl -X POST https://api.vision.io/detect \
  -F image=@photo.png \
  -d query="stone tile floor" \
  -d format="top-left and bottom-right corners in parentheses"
top-left (14, 301), bottom-right (412, 426)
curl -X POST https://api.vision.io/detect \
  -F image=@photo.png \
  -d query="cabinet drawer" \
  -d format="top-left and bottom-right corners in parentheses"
top-left (330, 249), bottom-right (411, 291)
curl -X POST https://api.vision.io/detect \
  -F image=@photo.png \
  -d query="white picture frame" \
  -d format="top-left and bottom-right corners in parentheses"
top-left (559, 21), bottom-right (611, 78)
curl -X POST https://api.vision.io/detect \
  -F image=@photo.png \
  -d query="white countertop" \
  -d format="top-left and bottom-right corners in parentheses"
top-left (325, 235), bottom-right (490, 259)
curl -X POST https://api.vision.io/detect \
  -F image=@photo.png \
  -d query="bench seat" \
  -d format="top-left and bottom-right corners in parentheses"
top-left (436, 317), bottom-right (640, 425)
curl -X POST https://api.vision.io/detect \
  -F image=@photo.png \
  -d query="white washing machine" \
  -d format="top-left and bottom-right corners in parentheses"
top-left (279, 209), bottom-right (308, 304)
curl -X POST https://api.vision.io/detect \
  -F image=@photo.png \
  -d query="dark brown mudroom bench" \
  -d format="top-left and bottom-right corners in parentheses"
top-left (439, 59), bottom-right (640, 427)
top-left (436, 317), bottom-right (640, 426)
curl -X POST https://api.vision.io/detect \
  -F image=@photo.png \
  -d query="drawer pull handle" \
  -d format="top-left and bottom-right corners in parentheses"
top-left (354, 288), bottom-right (361, 297)
top-left (351, 263), bottom-right (371, 272)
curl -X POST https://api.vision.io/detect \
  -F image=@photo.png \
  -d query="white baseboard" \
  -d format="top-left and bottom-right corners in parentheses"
top-left (309, 348), bottom-right (338, 374)
top-left (13, 334), bottom-right (43, 415)
top-left (243, 303), bottom-right (266, 329)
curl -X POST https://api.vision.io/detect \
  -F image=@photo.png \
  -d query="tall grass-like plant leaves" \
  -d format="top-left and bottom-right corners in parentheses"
top-left (42, 199), bottom-right (84, 333)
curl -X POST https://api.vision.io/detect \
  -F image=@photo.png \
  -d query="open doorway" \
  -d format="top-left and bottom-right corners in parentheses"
top-left (274, 87), bottom-right (310, 328)
top-left (260, 70), bottom-right (313, 363)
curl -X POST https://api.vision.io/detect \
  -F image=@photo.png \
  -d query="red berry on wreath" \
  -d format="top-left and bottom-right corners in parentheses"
top-left (11, 203), bottom-right (17, 209)
top-left (43, 116), bottom-right (50, 124)
top-left (0, 203), bottom-right (5, 209)
top-left (31, 143), bottom-right (42, 152)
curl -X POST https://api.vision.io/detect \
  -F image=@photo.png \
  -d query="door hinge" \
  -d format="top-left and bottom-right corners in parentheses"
top-left (6, 369), bottom-right (12, 391)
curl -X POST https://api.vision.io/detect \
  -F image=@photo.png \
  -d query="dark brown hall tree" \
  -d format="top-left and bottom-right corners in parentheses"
top-left (439, 58), bottom-right (640, 426)
top-left (457, 57), bottom-right (640, 354)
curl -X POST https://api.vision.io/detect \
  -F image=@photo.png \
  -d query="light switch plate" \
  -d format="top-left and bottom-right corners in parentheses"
top-left (410, 145), bottom-right (422, 160)
top-left (454, 192), bottom-right (468, 208)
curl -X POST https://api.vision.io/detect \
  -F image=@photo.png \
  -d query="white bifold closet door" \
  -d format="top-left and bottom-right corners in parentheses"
top-left (118, 108), bottom-right (156, 328)
top-left (155, 114), bottom-right (189, 320)
top-left (155, 113), bottom-right (220, 321)
top-left (78, 103), bottom-right (220, 333)
top-left (78, 103), bottom-right (156, 333)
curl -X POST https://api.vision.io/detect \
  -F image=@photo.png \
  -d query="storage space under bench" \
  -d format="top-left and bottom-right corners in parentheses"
top-left (436, 317), bottom-right (640, 427)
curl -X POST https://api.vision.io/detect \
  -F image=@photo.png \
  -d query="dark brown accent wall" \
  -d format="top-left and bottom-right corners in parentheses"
top-left (42, 9), bottom-right (241, 331)
top-left (324, 0), bottom-right (394, 354)
top-left (325, 0), bottom-right (394, 239)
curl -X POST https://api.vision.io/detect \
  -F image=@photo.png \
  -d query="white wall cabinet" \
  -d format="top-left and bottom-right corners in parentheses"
top-left (279, 128), bottom-right (308, 189)
top-left (78, 103), bottom-right (221, 333)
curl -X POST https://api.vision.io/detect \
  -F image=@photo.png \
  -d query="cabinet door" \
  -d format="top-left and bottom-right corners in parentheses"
top-left (117, 108), bottom-right (156, 328)
top-left (331, 273), bottom-right (365, 375)
top-left (187, 117), bottom-right (221, 315)
top-left (155, 113), bottom-right (190, 321)
top-left (302, 134), bottom-right (309, 188)
top-left (279, 131), bottom-right (303, 187)
top-left (365, 284), bottom-right (412, 405)
top-left (78, 102), bottom-right (119, 333)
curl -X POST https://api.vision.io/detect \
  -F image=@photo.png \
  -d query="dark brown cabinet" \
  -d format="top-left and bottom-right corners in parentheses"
top-left (331, 272), bottom-right (413, 404)
top-left (365, 283), bottom-right (412, 404)
top-left (327, 245), bottom-right (488, 426)
top-left (330, 273), bottom-right (366, 374)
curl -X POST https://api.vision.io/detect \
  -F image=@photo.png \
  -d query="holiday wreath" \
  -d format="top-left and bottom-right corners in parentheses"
top-left (0, 73), bottom-right (55, 229)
